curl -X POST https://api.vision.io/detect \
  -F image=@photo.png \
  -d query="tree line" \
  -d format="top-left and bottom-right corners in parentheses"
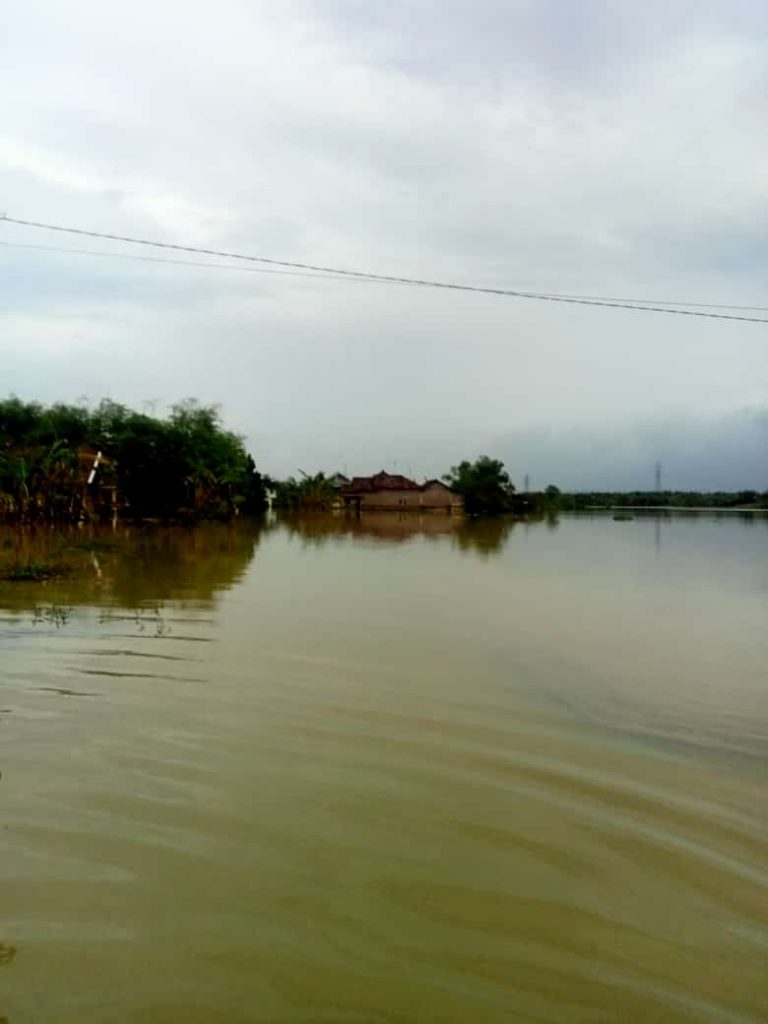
top-left (271, 459), bottom-right (767, 516)
top-left (269, 472), bottom-right (338, 512)
top-left (271, 457), bottom-right (548, 515)
top-left (553, 490), bottom-right (767, 511)
top-left (2, 396), bottom-right (763, 525)
top-left (0, 397), bottom-right (267, 523)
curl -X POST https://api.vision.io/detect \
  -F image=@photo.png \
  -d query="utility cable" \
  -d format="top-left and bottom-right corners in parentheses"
top-left (0, 240), bottom-right (376, 283)
top-left (4, 239), bottom-right (766, 311)
top-left (2, 215), bottom-right (766, 323)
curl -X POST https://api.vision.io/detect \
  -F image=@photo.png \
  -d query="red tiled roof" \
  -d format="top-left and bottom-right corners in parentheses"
top-left (344, 471), bottom-right (421, 491)
top-left (343, 477), bottom-right (375, 493)
top-left (342, 471), bottom-right (420, 494)
top-left (372, 471), bottom-right (422, 491)
top-left (341, 472), bottom-right (455, 495)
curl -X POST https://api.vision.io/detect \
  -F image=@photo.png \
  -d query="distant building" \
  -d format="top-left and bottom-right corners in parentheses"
top-left (341, 471), bottom-right (463, 513)
top-left (420, 479), bottom-right (463, 512)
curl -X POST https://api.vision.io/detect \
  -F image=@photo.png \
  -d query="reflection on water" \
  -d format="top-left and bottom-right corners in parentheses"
top-left (279, 510), bottom-right (522, 555)
top-left (1, 513), bottom-right (766, 1022)
top-left (277, 510), bottom-right (562, 556)
top-left (0, 522), bottom-right (263, 616)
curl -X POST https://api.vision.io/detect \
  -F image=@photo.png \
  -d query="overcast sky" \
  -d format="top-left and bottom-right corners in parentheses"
top-left (2, 0), bottom-right (766, 488)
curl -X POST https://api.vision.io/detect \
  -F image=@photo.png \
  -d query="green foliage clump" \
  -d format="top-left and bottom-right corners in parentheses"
top-left (443, 456), bottom-right (515, 515)
top-left (0, 396), bottom-right (267, 523)
top-left (270, 472), bottom-right (337, 511)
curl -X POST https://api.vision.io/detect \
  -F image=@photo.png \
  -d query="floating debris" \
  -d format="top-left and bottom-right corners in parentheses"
top-left (37, 687), bottom-right (98, 697)
top-left (0, 943), bottom-right (16, 966)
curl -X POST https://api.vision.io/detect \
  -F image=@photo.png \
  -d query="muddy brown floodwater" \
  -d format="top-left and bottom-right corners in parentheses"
top-left (1, 513), bottom-right (766, 1022)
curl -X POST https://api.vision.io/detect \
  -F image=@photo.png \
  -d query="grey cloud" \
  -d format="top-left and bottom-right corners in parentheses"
top-left (0, 248), bottom-right (262, 314)
top-left (1, 0), bottom-right (766, 483)
top-left (315, 0), bottom-right (768, 93)
top-left (495, 410), bottom-right (768, 491)
top-left (623, 218), bottom-right (768, 277)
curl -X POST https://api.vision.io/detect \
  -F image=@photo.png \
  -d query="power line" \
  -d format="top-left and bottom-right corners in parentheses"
top-left (0, 240), bottom-right (379, 284)
top-left (510, 290), bottom-right (768, 313)
top-left (6, 239), bottom-right (766, 312)
top-left (2, 214), bottom-right (767, 323)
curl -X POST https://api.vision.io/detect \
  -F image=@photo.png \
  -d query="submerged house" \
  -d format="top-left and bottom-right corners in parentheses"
top-left (341, 471), bottom-right (463, 513)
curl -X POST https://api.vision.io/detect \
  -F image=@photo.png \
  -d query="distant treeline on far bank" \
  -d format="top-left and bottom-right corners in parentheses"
top-left (555, 490), bottom-right (767, 511)
top-left (1, 397), bottom-right (765, 525)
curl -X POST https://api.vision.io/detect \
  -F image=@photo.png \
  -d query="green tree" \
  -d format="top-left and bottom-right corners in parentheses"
top-left (271, 471), bottom-right (336, 511)
top-left (543, 484), bottom-right (561, 510)
top-left (0, 395), bottom-right (267, 523)
top-left (444, 456), bottom-right (515, 515)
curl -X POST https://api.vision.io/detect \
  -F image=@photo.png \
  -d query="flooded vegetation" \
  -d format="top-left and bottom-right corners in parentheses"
top-left (0, 398), bottom-right (267, 525)
top-left (1, 513), bottom-right (766, 1021)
